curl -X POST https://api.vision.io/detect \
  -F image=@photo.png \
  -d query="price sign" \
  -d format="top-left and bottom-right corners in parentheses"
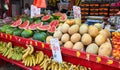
top-left (73, 6), bottom-right (81, 19)
top-left (50, 38), bottom-right (62, 63)
top-left (31, 5), bottom-right (41, 18)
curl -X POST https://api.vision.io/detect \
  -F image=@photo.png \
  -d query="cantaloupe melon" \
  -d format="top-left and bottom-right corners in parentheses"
top-left (53, 30), bottom-right (62, 40)
top-left (81, 33), bottom-right (92, 45)
top-left (94, 23), bottom-right (102, 31)
top-left (68, 24), bottom-right (79, 35)
top-left (61, 23), bottom-right (70, 33)
top-left (74, 18), bottom-right (81, 26)
top-left (86, 43), bottom-right (99, 54)
top-left (61, 33), bottom-right (70, 43)
top-left (98, 42), bottom-right (112, 57)
top-left (64, 41), bottom-right (73, 49)
top-left (79, 24), bottom-right (88, 35)
top-left (73, 42), bottom-right (84, 50)
top-left (99, 29), bottom-right (111, 38)
top-left (88, 25), bottom-right (99, 37)
top-left (95, 34), bottom-right (106, 46)
top-left (46, 36), bottom-right (53, 44)
top-left (71, 33), bottom-right (81, 43)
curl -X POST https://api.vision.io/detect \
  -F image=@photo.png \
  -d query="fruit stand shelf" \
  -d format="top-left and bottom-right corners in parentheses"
top-left (0, 54), bottom-right (41, 70)
top-left (0, 32), bottom-right (119, 70)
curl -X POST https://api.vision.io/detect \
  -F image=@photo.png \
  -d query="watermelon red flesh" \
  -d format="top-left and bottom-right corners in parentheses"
top-left (11, 19), bottom-right (22, 27)
top-left (49, 20), bottom-right (59, 27)
top-left (37, 24), bottom-right (50, 31)
top-left (28, 22), bottom-right (43, 30)
top-left (48, 26), bottom-right (56, 33)
top-left (19, 20), bottom-right (30, 29)
top-left (28, 22), bottom-right (38, 30)
top-left (59, 14), bottom-right (67, 22)
top-left (41, 15), bottom-right (51, 21)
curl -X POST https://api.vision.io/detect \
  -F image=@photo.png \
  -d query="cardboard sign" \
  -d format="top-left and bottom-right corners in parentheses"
top-left (31, 5), bottom-right (41, 18)
top-left (73, 6), bottom-right (81, 19)
top-left (50, 38), bottom-right (62, 63)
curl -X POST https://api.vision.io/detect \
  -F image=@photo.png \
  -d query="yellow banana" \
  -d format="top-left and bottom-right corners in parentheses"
top-left (6, 42), bottom-right (12, 48)
top-left (38, 51), bottom-right (44, 64)
top-left (31, 55), bottom-right (36, 66)
top-left (22, 46), bottom-right (31, 59)
top-left (29, 55), bottom-right (33, 67)
top-left (28, 45), bottom-right (34, 55)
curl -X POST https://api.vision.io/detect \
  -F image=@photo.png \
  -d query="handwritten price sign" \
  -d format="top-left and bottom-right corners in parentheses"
top-left (50, 38), bottom-right (62, 63)
top-left (31, 5), bottom-right (41, 18)
top-left (73, 6), bottom-right (81, 19)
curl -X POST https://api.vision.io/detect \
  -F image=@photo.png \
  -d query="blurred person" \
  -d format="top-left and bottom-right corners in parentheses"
top-left (24, 3), bottom-right (30, 16)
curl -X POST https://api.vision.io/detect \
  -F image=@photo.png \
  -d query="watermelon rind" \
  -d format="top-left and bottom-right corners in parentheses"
top-left (21, 30), bottom-right (33, 38)
top-left (28, 22), bottom-right (38, 30)
top-left (11, 19), bottom-right (22, 27)
top-left (0, 24), bottom-right (11, 33)
top-left (6, 27), bottom-right (18, 35)
top-left (19, 20), bottom-right (30, 29)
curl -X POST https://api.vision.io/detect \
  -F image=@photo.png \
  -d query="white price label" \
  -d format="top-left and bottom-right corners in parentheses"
top-left (31, 5), bottom-right (41, 18)
top-left (50, 38), bottom-right (62, 63)
top-left (73, 6), bottom-right (81, 19)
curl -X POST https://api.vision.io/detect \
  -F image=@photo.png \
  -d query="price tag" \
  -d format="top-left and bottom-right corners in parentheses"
top-left (50, 38), bottom-right (62, 63)
top-left (31, 5), bottom-right (41, 18)
top-left (73, 6), bottom-right (81, 19)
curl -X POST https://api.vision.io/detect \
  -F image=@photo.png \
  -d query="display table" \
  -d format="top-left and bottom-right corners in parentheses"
top-left (0, 32), bottom-right (119, 70)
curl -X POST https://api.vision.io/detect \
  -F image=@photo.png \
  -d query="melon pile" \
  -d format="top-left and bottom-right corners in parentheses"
top-left (46, 19), bottom-right (112, 57)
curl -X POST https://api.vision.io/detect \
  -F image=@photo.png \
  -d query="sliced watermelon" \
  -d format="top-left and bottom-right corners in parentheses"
top-left (41, 15), bottom-right (53, 22)
top-left (49, 20), bottom-right (59, 27)
top-left (48, 26), bottom-right (56, 33)
top-left (59, 14), bottom-right (67, 22)
top-left (11, 19), bottom-right (22, 27)
top-left (28, 22), bottom-right (38, 30)
top-left (19, 20), bottom-right (30, 29)
top-left (37, 24), bottom-right (50, 31)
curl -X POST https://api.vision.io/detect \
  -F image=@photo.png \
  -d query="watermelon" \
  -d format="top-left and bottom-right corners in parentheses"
top-left (49, 20), bottom-right (59, 27)
top-left (0, 24), bottom-right (11, 33)
top-left (59, 14), bottom-right (67, 22)
top-left (52, 12), bottom-right (63, 19)
top-left (33, 32), bottom-right (47, 42)
top-left (6, 27), bottom-right (18, 35)
top-left (19, 20), bottom-right (30, 29)
top-left (37, 24), bottom-right (50, 31)
top-left (41, 15), bottom-right (53, 22)
top-left (13, 29), bottom-right (23, 36)
top-left (48, 26), bottom-right (56, 33)
top-left (11, 19), bottom-right (22, 27)
top-left (28, 22), bottom-right (38, 30)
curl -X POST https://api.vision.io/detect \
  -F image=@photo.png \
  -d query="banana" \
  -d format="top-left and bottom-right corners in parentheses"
top-left (38, 51), bottom-right (44, 64)
top-left (2, 42), bottom-right (7, 47)
top-left (27, 56), bottom-right (31, 66)
top-left (28, 45), bottom-right (34, 55)
top-left (2, 48), bottom-right (8, 56)
top-left (22, 49), bottom-right (28, 53)
top-left (54, 62), bottom-right (59, 70)
top-left (24, 57), bottom-right (28, 66)
top-left (16, 53), bottom-right (22, 61)
top-left (6, 42), bottom-right (12, 48)
top-left (22, 46), bottom-right (31, 59)
top-left (7, 49), bottom-right (13, 59)
top-left (35, 53), bottom-right (39, 64)
top-left (4, 48), bottom-right (11, 57)
top-left (31, 55), bottom-right (36, 66)
top-left (40, 55), bottom-right (48, 66)
top-left (29, 55), bottom-right (33, 67)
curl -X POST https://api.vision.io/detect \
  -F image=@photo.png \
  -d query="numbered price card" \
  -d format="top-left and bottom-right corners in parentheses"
top-left (73, 6), bottom-right (81, 19)
top-left (31, 5), bottom-right (41, 18)
top-left (50, 38), bottom-right (63, 63)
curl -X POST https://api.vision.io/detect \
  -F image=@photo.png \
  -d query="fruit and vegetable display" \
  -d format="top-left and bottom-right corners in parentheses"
top-left (112, 32), bottom-right (120, 60)
top-left (0, 13), bottom-right (67, 42)
top-left (0, 41), bottom-right (91, 70)
top-left (46, 20), bottom-right (112, 57)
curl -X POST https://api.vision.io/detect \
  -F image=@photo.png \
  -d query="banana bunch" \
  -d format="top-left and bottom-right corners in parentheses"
top-left (22, 45), bottom-right (36, 66)
top-left (11, 46), bottom-right (24, 61)
top-left (0, 41), bottom-right (24, 61)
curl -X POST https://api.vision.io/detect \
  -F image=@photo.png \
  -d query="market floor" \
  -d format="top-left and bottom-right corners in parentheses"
top-left (0, 62), bottom-right (23, 70)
